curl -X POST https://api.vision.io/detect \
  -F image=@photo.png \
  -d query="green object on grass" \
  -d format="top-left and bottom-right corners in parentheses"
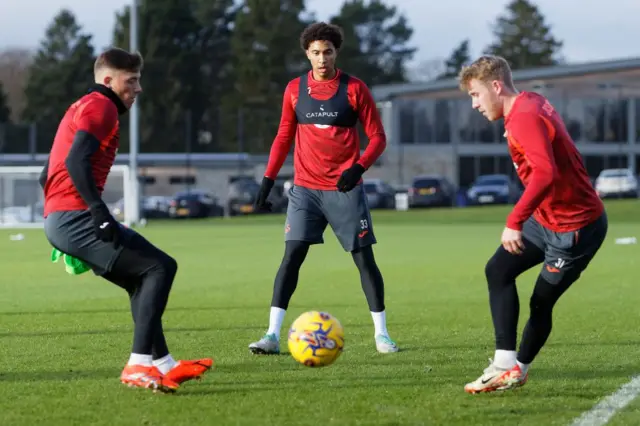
top-left (51, 248), bottom-right (91, 275)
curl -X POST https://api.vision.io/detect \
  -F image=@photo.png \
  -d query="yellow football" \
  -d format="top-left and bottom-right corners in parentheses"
top-left (287, 311), bottom-right (345, 367)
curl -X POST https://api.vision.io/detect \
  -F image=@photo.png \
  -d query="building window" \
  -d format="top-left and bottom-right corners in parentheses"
top-left (604, 155), bottom-right (628, 169)
top-left (479, 156), bottom-right (494, 175)
top-left (434, 100), bottom-right (451, 143)
top-left (455, 100), bottom-right (498, 143)
top-left (496, 121), bottom-right (506, 142)
top-left (636, 99), bottom-right (640, 142)
top-left (563, 98), bottom-right (584, 141)
top-left (575, 98), bottom-right (628, 143)
top-left (603, 100), bottom-right (628, 142)
top-left (414, 100), bottom-right (434, 144)
top-left (398, 100), bottom-right (415, 144)
top-left (398, 99), bottom-right (452, 144)
top-left (458, 156), bottom-right (476, 188)
top-left (582, 99), bottom-right (605, 142)
top-left (584, 155), bottom-right (605, 178)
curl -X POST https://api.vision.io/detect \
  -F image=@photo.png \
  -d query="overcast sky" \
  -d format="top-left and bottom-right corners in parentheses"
top-left (1, 0), bottom-right (638, 68)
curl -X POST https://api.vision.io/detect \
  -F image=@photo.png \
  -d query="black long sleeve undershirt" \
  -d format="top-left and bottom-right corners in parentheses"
top-left (64, 130), bottom-right (103, 208)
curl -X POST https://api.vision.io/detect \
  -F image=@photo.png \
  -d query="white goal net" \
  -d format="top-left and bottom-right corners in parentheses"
top-left (0, 165), bottom-right (134, 228)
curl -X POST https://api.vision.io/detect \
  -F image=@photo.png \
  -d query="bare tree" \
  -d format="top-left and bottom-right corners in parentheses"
top-left (407, 58), bottom-right (446, 83)
top-left (0, 48), bottom-right (34, 122)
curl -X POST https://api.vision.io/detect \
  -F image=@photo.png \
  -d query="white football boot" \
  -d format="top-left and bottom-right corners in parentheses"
top-left (375, 334), bottom-right (399, 353)
top-left (248, 333), bottom-right (280, 354)
top-left (464, 359), bottom-right (528, 394)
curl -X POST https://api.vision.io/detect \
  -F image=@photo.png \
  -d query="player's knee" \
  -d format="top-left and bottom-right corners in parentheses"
top-left (352, 245), bottom-right (376, 271)
top-left (147, 252), bottom-right (178, 283)
top-left (528, 291), bottom-right (553, 319)
top-left (529, 276), bottom-right (558, 317)
top-left (485, 254), bottom-right (507, 288)
top-left (162, 254), bottom-right (178, 279)
top-left (282, 241), bottom-right (309, 267)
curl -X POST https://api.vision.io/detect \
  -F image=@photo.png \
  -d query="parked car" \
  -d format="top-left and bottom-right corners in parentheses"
top-left (466, 174), bottom-right (521, 205)
top-left (168, 190), bottom-right (224, 218)
top-left (363, 179), bottom-right (396, 209)
top-left (111, 196), bottom-right (171, 221)
top-left (143, 196), bottom-right (172, 219)
top-left (408, 175), bottom-right (455, 208)
top-left (594, 168), bottom-right (638, 198)
top-left (270, 177), bottom-right (291, 213)
top-left (227, 177), bottom-right (289, 215)
top-left (227, 178), bottom-right (261, 216)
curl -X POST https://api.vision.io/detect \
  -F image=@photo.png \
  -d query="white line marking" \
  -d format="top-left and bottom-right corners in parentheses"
top-left (570, 375), bottom-right (640, 426)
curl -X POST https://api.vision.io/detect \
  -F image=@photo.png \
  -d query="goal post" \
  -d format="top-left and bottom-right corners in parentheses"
top-left (0, 165), bottom-right (135, 228)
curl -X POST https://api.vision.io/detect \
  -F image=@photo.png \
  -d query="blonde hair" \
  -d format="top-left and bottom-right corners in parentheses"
top-left (458, 55), bottom-right (514, 91)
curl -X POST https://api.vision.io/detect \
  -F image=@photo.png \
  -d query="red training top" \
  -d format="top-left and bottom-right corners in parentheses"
top-left (44, 92), bottom-right (120, 215)
top-left (264, 69), bottom-right (386, 190)
top-left (505, 91), bottom-right (604, 232)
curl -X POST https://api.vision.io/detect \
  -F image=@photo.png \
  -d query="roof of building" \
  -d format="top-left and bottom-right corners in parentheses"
top-left (372, 57), bottom-right (640, 101)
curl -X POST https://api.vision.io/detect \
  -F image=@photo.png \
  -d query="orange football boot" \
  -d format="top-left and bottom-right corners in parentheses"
top-left (120, 364), bottom-right (179, 393)
top-left (165, 358), bottom-right (214, 384)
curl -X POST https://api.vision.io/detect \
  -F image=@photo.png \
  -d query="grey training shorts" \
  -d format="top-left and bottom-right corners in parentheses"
top-left (284, 184), bottom-right (376, 252)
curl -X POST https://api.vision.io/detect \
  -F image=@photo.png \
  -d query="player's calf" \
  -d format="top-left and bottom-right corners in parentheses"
top-left (352, 247), bottom-right (399, 353)
top-left (250, 241), bottom-right (310, 355)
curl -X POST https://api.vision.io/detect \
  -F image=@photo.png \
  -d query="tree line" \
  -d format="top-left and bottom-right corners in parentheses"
top-left (0, 0), bottom-right (562, 154)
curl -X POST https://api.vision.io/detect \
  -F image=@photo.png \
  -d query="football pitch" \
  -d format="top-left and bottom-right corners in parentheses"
top-left (1, 201), bottom-right (639, 426)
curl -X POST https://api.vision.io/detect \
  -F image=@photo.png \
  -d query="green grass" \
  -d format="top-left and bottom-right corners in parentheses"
top-left (1, 200), bottom-right (639, 426)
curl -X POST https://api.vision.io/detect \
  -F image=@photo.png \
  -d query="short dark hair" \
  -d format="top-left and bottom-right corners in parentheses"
top-left (300, 22), bottom-right (344, 50)
top-left (94, 47), bottom-right (143, 74)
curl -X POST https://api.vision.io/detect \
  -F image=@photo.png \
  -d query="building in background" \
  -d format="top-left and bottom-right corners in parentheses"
top-left (371, 57), bottom-right (640, 189)
top-left (2, 57), bottom-right (639, 202)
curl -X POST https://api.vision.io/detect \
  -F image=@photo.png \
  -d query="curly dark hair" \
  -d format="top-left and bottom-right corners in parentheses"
top-left (300, 22), bottom-right (344, 50)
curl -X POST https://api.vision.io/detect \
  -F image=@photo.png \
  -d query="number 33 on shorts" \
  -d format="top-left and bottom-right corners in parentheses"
top-left (358, 219), bottom-right (369, 238)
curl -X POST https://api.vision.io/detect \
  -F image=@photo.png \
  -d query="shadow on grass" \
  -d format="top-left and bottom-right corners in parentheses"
top-left (0, 326), bottom-right (212, 338)
top-left (0, 322), bottom-right (413, 338)
top-left (177, 376), bottom-right (422, 396)
top-left (0, 302), bottom-right (379, 317)
top-left (0, 367), bottom-right (117, 383)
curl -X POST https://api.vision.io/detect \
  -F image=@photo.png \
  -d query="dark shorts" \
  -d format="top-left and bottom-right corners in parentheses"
top-left (523, 213), bottom-right (608, 285)
top-left (45, 210), bottom-right (137, 276)
top-left (284, 184), bottom-right (376, 252)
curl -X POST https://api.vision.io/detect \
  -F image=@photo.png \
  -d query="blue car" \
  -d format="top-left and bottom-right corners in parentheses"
top-left (466, 174), bottom-right (522, 205)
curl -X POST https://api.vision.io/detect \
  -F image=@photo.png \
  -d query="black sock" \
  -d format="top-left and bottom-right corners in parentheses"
top-left (485, 243), bottom-right (545, 350)
top-left (352, 245), bottom-right (385, 312)
top-left (270, 241), bottom-right (310, 309)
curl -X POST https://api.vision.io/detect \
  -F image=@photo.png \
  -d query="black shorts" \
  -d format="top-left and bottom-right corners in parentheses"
top-left (45, 210), bottom-right (137, 276)
top-left (523, 213), bottom-right (608, 285)
top-left (284, 184), bottom-right (376, 252)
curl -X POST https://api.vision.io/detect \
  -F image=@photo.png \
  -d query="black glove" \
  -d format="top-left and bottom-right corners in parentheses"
top-left (254, 177), bottom-right (275, 212)
top-left (89, 203), bottom-right (121, 246)
top-left (336, 164), bottom-right (365, 192)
